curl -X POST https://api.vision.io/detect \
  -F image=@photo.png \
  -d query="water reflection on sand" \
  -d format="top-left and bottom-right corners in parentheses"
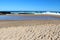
top-left (0, 15), bottom-right (60, 20)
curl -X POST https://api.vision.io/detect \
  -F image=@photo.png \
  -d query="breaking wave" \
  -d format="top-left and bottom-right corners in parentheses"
top-left (34, 12), bottom-right (60, 15)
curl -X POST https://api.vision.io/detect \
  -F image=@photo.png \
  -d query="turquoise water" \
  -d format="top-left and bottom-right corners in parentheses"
top-left (0, 15), bottom-right (60, 20)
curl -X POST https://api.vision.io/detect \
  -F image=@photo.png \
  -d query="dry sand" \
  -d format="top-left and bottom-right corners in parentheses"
top-left (0, 20), bottom-right (60, 40)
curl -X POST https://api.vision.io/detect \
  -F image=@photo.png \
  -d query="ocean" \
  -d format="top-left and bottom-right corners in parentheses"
top-left (0, 11), bottom-right (60, 20)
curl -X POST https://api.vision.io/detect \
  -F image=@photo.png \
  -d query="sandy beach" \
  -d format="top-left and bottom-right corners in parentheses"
top-left (0, 12), bottom-right (60, 40)
top-left (0, 20), bottom-right (60, 40)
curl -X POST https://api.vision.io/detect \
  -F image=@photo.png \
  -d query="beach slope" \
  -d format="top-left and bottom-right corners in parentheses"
top-left (0, 20), bottom-right (60, 40)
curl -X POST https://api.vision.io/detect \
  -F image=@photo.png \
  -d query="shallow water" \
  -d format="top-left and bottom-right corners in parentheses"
top-left (0, 15), bottom-right (60, 20)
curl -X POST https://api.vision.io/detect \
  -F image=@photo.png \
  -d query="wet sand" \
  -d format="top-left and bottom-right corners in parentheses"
top-left (0, 20), bottom-right (60, 27)
top-left (0, 14), bottom-right (60, 20)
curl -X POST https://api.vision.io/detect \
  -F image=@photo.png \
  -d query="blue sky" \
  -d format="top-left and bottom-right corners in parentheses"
top-left (0, 0), bottom-right (60, 11)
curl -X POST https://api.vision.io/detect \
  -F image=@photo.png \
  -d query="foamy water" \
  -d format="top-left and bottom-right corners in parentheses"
top-left (34, 12), bottom-right (60, 15)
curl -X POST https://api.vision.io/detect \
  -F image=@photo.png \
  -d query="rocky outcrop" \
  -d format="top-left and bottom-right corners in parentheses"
top-left (0, 11), bottom-right (11, 15)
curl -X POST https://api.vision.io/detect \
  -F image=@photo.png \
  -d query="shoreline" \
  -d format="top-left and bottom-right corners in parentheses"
top-left (4, 14), bottom-right (60, 18)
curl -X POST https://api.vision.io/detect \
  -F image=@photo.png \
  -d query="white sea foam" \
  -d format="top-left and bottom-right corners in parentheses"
top-left (34, 12), bottom-right (60, 15)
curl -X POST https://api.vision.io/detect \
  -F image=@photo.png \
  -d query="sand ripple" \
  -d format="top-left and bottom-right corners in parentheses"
top-left (0, 24), bottom-right (60, 40)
